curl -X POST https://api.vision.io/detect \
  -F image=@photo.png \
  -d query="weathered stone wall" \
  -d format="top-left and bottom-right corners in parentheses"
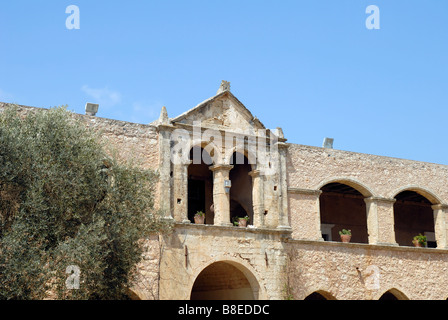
top-left (285, 240), bottom-right (448, 300)
top-left (286, 144), bottom-right (448, 242)
top-left (131, 235), bottom-right (161, 300)
top-left (158, 224), bottom-right (290, 300)
top-left (286, 144), bottom-right (448, 201)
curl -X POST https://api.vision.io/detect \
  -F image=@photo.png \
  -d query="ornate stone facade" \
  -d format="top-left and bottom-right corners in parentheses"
top-left (3, 81), bottom-right (448, 300)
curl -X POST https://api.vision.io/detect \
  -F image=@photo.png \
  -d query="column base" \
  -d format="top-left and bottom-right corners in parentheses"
top-left (371, 242), bottom-right (399, 246)
top-left (220, 222), bottom-right (233, 227)
top-left (276, 225), bottom-right (292, 231)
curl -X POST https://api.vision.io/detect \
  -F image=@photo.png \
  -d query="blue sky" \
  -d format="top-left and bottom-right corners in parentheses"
top-left (0, 1), bottom-right (447, 165)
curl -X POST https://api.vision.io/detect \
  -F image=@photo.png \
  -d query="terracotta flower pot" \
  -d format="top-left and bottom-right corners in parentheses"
top-left (413, 239), bottom-right (423, 247)
top-left (340, 234), bottom-right (351, 243)
top-left (238, 219), bottom-right (248, 228)
top-left (194, 215), bottom-right (205, 224)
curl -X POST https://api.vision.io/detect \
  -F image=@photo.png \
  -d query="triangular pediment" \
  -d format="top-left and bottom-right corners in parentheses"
top-left (171, 91), bottom-right (266, 135)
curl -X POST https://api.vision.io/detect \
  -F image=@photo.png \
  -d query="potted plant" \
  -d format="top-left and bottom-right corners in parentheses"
top-left (339, 229), bottom-right (352, 243)
top-left (413, 234), bottom-right (427, 247)
top-left (232, 216), bottom-right (250, 227)
top-left (238, 216), bottom-right (250, 228)
top-left (194, 211), bottom-right (205, 224)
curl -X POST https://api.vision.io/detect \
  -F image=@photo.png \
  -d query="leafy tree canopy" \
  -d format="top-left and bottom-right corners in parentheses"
top-left (0, 104), bottom-right (170, 299)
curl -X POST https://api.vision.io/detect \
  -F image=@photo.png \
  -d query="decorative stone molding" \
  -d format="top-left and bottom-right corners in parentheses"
top-left (288, 188), bottom-right (323, 196)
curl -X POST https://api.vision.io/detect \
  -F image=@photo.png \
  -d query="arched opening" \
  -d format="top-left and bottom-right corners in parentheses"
top-left (190, 261), bottom-right (256, 300)
top-left (188, 146), bottom-right (214, 224)
top-left (303, 290), bottom-right (336, 300)
top-left (379, 291), bottom-right (398, 300)
top-left (394, 190), bottom-right (436, 247)
top-left (229, 152), bottom-right (253, 225)
top-left (126, 289), bottom-right (142, 300)
top-left (379, 289), bottom-right (408, 300)
top-left (304, 292), bottom-right (327, 300)
top-left (319, 182), bottom-right (369, 243)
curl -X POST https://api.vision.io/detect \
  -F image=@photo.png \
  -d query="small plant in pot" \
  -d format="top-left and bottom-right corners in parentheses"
top-left (413, 234), bottom-right (427, 247)
top-left (238, 216), bottom-right (250, 227)
top-left (233, 216), bottom-right (250, 227)
top-left (194, 211), bottom-right (205, 224)
top-left (339, 229), bottom-right (352, 243)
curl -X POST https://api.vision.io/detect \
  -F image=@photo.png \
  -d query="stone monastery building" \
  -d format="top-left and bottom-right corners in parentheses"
top-left (5, 81), bottom-right (448, 300)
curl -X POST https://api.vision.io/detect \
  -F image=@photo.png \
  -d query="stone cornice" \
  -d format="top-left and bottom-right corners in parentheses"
top-left (287, 188), bottom-right (322, 196)
top-left (364, 196), bottom-right (397, 204)
top-left (209, 164), bottom-right (234, 172)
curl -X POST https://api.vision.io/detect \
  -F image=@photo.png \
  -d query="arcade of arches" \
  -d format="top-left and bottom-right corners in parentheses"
top-left (187, 147), bottom-right (254, 226)
top-left (303, 289), bottom-right (409, 300)
top-left (319, 182), bottom-right (437, 247)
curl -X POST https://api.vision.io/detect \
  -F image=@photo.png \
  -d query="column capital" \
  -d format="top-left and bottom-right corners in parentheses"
top-left (431, 204), bottom-right (448, 210)
top-left (209, 164), bottom-right (234, 172)
top-left (275, 141), bottom-right (289, 150)
top-left (174, 159), bottom-right (192, 167)
top-left (248, 169), bottom-right (262, 178)
top-left (364, 196), bottom-right (396, 204)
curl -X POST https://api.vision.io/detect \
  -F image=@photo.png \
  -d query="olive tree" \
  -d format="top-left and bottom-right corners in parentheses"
top-left (0, 104), bottom-right (170, 299)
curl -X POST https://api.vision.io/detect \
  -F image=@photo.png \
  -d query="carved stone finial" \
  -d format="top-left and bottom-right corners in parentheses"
top-left (276, 127), bottom-right (284, 139)
top-left (159, 106), bottom-right (169, 125)
top-left (216, 80), bottom-right (231, 94)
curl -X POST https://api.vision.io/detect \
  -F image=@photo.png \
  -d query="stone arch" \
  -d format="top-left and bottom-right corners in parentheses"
top-left (377, 288), bottom-right (409, 300)
top-left (389, 185), bottom-right (444, 205)
top-left (318, 178), bottom-right (373, 243)
top-left (189, 258), bottom-right (266, 300)
top-left (391, 186), bottom-right (441, 247)
top-left (188, 146), bottom-right (214, 224)
top-left (190, 141), bottom-right (223, 166)
top-left (228, 152), bottom-right (254, 225)
top-left (224, 145), bottom-right (257, 170)
top-left (303, 290), bottom-right (337, 300)
top-left (126, 288), bottom-right (143, 300)
top-left (315, 177), bottom-right (375, 198)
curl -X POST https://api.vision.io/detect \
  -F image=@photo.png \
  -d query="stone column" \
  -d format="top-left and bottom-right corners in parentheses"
top-left (364, 197), bottom-right (397, 246)
top-left (157, 126), bottom-right (174, 220)
top-left (432, 204), bottom-right (448, 249)
top-left (173, 161), bottom-right (191, 223)
top-left (276, 142), bottom-right (291, 230)
top-left (249, 169), bottom-right (264, 228)
top-left (210, 164), bottom-right (233, 226)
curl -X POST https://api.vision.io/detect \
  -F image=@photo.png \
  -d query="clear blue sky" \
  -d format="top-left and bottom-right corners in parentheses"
top-left (1, 1), bottom-right (447, 165)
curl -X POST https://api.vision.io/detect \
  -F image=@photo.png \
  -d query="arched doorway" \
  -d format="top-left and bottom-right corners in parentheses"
top-left (229, 152), bottom-right (253, 225)
top-left (393, 190), bottom-right (436, 247)
top-left (319, 182), bottom-right (369, 243)
top-left (304, 291), bottom-right (335, 300)
top-left (190, 261), bottom-right (258, 300)
top-left (379, 288), bottom-right (409, 300)
top-left (188, 146), bottom-right (214, 224)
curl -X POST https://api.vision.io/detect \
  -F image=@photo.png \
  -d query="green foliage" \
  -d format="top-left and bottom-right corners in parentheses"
top-left (195, 211), bottom-right (205, 217)
top-left (413, 233), bottom-right (427, 246)
top-left (339, 229), bottom-right (351, 236)
top-left (0, 104), bottom-right (171, 299)
top-left (232, 215), bottom-right (249, 226)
